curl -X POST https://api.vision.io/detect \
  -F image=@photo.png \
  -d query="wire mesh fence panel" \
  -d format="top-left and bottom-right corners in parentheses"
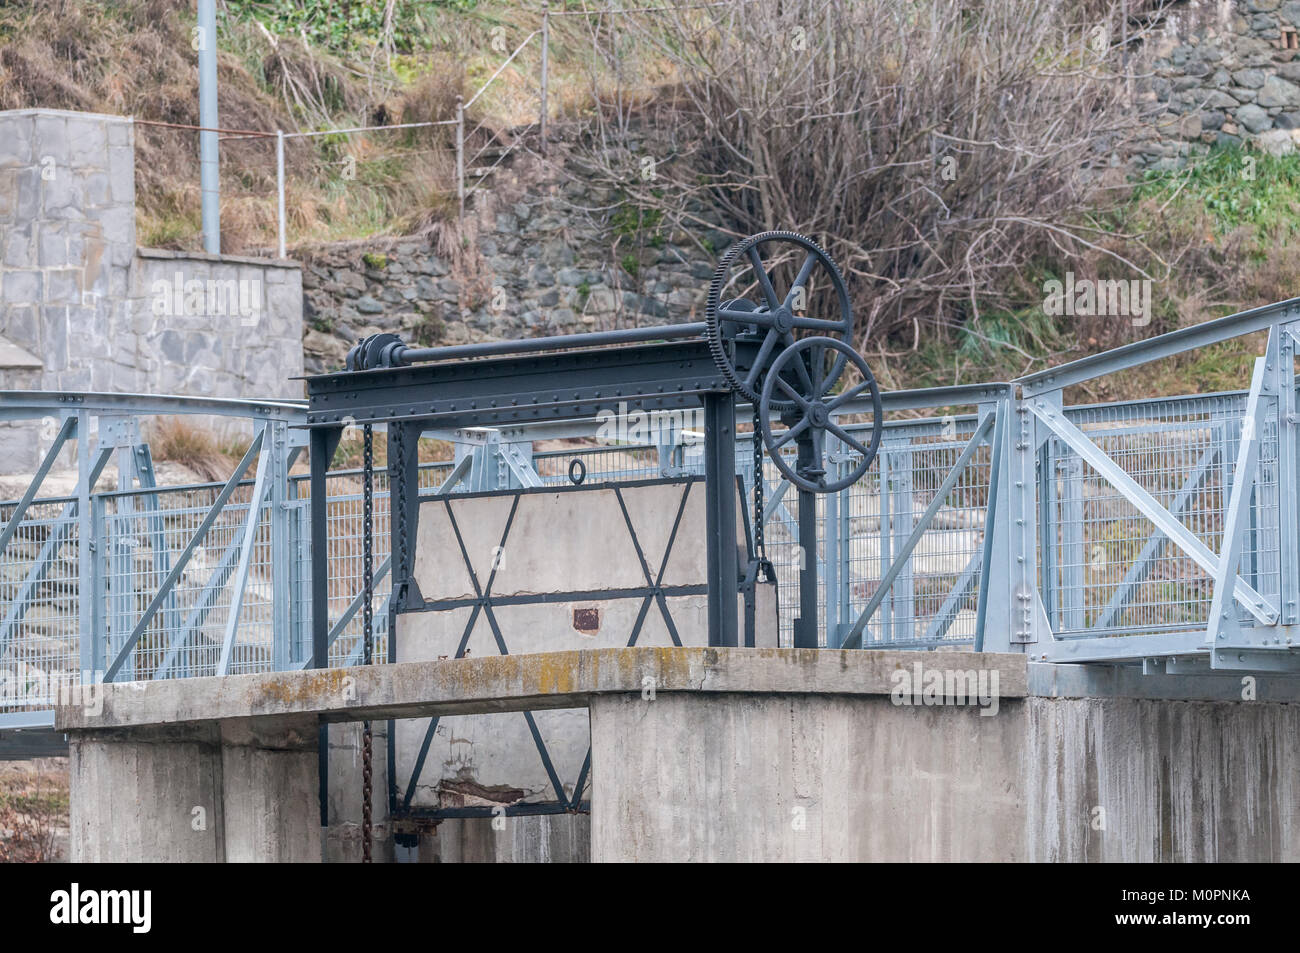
top-left (834, 419), bottom-right (990, 649)
top-left (1047, 394), bottom-right (1281, 637)
top-left (0, 496), bottom-right (81, 715)
top-left (97, 480), bottom-right (278, 680)
top-left (2, 377), bottom-right (1295, 714)
top-left (293, 465), bottom-right (393, 670)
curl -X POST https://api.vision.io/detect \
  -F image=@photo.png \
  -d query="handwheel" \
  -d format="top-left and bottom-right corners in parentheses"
top-left (758, 337), bottom-right (882, 493)
top-left (706, 230), bottom-right (854, 408)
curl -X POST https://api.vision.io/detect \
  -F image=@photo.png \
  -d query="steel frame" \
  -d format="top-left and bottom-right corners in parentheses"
top-left (392, 476), bottom-right (714, 823)
top-left (3, 298), bottom-right (1300, 738)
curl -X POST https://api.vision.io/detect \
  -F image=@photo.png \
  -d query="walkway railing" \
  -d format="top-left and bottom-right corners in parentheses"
top-left (2, 299), bottom-right (1298, 728)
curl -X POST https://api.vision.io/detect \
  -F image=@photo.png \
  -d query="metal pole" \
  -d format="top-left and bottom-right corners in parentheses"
top-left (395, 321), bottom-right (707, 365)
top-left (197, 0), bottom-right (220, 254)
top-left (703, 393), bottom-right (739, 647)
top-left (794, 435), bottom-right (819, 649)
top-left (456, 95), bottom-right (465, 221)
top-left (540, 1), bottom-right (549, 156)
top-left (276, 130), bottom-right (286, 259)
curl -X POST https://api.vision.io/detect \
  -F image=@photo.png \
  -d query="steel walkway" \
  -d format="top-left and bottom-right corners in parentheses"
top-left (2, 299), bottom-right (1298, 728)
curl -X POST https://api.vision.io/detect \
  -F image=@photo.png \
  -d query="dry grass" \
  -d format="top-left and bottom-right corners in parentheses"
top-left (331, 434), bottom-right (454, 471)
top-left (0, 759), bottom-right (67, 863)
top-left (148, 417), bottom-right (247, 482)
top-left (0, 0), bottom-right (478, 253)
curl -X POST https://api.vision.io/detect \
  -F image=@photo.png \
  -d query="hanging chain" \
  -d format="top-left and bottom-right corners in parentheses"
top-left (361, 423), bottom-right (374, 864)
top-left (752, 403), bottom-right (766, 563)
top-left (394, 424), bottom-right (410, 601)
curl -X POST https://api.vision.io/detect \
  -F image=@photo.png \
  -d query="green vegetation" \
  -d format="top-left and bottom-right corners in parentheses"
top-left (222, 1), bottom-right (475, 54)
top-left (1131, 146), bottom-right (1300, 238)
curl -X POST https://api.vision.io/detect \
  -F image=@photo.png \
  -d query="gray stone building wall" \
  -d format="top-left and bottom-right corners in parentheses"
top-left (1138, 0), bottom-right (1300, 166)
top-left (0, 108), bottom-right (303, 472)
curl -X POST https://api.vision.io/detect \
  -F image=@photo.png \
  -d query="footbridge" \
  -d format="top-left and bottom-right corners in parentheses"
top-left (3, 235), bottom-right (1300, 862)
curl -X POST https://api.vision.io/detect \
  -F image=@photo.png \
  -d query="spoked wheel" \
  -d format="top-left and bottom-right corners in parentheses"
top-left (706, 230), bottom-right (854, 408)
top-left (758, 337), bottom-right (883, 493)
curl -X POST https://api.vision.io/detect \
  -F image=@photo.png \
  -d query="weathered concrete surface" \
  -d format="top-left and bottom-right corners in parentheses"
top-left (61, 648), bottom-right (1297, 862)
top-left (69, 723), bottom-right (225, 862)
top-left (324, 721), bottom-right (394, 863)
top-left (219, 716), bottom-right (320, 863)
top-left (68, 715), bottom-right (320, 862)
top-left (425, 816), bottom-right (590, 863)
top-left (589, 692), bottom-right (1300, 862)
top-left (57, 647), bottom-right (1026, 730)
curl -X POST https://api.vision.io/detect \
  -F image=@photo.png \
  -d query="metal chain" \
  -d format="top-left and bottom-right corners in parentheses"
top-left (394, 425), bottom-right (410, 595)
top-left (361, 424), bottom-right (374, 864)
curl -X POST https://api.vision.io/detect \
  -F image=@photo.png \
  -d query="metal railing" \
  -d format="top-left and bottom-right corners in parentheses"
top-left (2, 299), bottom-right (1299, 727)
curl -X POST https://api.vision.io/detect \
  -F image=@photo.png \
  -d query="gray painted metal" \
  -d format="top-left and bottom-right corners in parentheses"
top-left (197, 0), bottom-right (220, 253)
top-left (6, 296), bottom-right (1300, 729)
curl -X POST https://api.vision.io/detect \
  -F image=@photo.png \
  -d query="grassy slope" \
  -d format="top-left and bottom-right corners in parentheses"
top-left (2, 2), bottom-right (1294, 402)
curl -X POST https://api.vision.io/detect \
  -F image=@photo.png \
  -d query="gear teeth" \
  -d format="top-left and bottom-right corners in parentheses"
top-left (704, 230), bottom-right (851, 407)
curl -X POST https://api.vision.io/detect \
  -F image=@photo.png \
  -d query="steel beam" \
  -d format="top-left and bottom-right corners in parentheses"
top-left (703, 392), bottom-right (739, 647)
top-left (306, 340), bottom-right (737, 431)
top-left (1018, 299), bottom-right (1300, 396)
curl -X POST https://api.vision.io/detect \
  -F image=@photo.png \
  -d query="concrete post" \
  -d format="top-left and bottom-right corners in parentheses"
top-left (69, 715), bottom-right (321, 862)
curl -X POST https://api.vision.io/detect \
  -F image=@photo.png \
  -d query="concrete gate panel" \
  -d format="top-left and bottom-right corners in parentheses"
top-left (393, 477), bottom-right (759, 817)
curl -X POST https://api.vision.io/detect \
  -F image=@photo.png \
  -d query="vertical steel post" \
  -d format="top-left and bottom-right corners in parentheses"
top-left (794, 435), bottom-right (819, 648)
top-left (824, 434), bottom-right (840, 646)
top-left (270, 421), bottom-right (290, 670)
top-left (703, 393), bottom-right (738, 647)
top-left (276, 130), bottom-right (286, 259)
top-left (308, 425), bottom-right (340, 836)
top-left (1013, 390), bottom-right (1047, 648)
top-left (1273, 323), bottom-right (1298, 625)
top-left (308, 426), bottom-right (339, 668)
top-left (76, 412), bottom-right (94, 678)
top-left (977, 395), bottom-right (1003, 655)
top-left (456, 95), bottom-right (465, 222)
top-left (540, 1), bottom-right (550, 156)
top-left (197, 0), bottom-right (220, 254)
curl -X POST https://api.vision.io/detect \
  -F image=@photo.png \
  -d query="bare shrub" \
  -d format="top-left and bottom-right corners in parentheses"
top-left (0, 766), bottom-right (65, 863)
top-left (572, 0), bottom-right (1169, 351)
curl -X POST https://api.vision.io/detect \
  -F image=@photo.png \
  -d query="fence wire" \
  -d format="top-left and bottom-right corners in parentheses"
top-left (0, 380), bottom-right (1294, 720)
